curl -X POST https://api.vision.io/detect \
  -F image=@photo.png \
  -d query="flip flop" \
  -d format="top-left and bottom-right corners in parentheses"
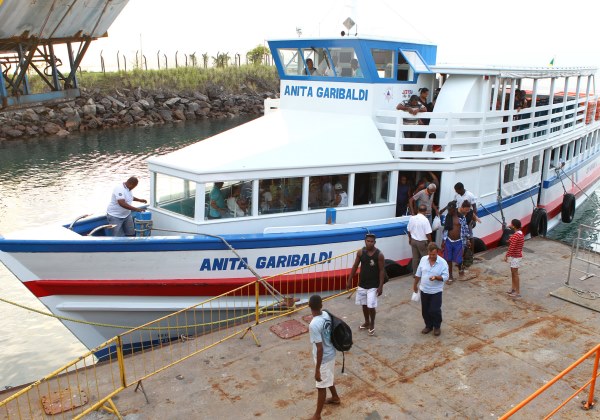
top-left (506, 289), bottom-right (515, 294)
top-left (325, 398), bottom-right (341, 405)
top-left (446, 279), bottom-right (454, 284)
top-left (368, 328), bottom-right (375, 336)
top-left (359, 324), bottom-right (368, 330)
top-left (508, 292), bottom-right (521, 298)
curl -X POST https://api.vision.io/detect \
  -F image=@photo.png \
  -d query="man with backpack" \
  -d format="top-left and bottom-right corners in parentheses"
top-left (346, 233), bottom-right (385, 336)
top-left (308, 295), bottom-right (341, 419)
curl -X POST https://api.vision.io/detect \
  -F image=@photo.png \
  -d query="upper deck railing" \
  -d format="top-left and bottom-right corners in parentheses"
top-left (376, 94), bottom-right (599, 159)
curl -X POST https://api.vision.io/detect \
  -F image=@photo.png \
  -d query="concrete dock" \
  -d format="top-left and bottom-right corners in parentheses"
top-left (10, 237), bottom-right (600, 419)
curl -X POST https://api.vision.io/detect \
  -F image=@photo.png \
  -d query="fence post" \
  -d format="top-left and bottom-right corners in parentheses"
top-left (116, 336), bottom-right (127, 388)
top-left (584, 347), bottom-right (599, 410)
top-left (254, 279), bottom-right (260, 325)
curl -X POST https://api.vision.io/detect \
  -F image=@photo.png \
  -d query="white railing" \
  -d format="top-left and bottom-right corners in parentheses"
top-left (375, 96), bottom-right (597, 159)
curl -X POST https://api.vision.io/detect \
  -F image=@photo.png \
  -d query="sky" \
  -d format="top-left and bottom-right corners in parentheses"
top-left (80, 0), bottom-right (600, 72)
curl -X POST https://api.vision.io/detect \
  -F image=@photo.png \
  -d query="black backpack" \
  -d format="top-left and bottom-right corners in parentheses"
top-left (323, 310), bottom-right (352, 373)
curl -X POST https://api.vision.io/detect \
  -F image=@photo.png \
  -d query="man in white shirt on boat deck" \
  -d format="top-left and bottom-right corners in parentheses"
top-left (106, 176), bottom-right (147, 236)
top-left (334, 183), bottom-right (348, 207)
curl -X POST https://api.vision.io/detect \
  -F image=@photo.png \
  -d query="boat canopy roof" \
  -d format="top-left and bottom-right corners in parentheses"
top-left (147, 110), bottom-right (396, 181)
top-left (431, 64), bottom-right (598, 79)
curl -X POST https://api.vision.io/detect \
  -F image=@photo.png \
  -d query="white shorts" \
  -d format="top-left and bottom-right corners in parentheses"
top-left (509, 257), bottom-right (522, 268)
top-left (315, 358), bottom-right (335, 388)
top-left (355, 287), bottom-right (378, 308)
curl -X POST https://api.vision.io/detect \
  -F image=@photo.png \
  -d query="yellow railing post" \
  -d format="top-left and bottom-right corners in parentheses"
top-left (584, 347), bottom-right (599, 410)
top-left (117, 336), bottom-right (126, 388)
top-left (254, 278), bottom-right (260, 326)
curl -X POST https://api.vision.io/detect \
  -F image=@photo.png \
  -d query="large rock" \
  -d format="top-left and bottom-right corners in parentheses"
top-left (186, 102), bottom-right (200, 113)
top-left (173, 109), bottom-right (186, 121)
top-left (43, 122), bottom-right (62, 135)
top-left (65, 114), bottom-right (81, 130)
top-left (56, 129), bottom-right (70, 137)
top-left (164, 97), bottom-right (181, 107)
top-left (138, 99), bottom-right (151, 110)
top-left (121, 113), bottom-right (134, 124)
top-left (5, 129), bottom-right (23, 138)
top-left (158, 109), bottom-right (173, 122)
top-left (193, 92), bottom-right (209, 102)
top-left (82, 104), bottom-right (97, 116)
top-left (22, 109), bottom-right (40, 122)
top-left (106, 95), bottom-right (126, 109)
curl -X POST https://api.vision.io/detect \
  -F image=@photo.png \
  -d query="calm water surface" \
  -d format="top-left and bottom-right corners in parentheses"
top-left (0, 117), bottom-right (255, 388)
top-left (0, 116), bottom-right (598, 388)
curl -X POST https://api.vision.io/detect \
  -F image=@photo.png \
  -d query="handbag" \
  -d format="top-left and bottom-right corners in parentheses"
top-left (411, 291), bottom-right (420, 302)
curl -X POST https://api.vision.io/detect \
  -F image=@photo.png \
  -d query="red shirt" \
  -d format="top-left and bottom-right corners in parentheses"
top-left (507, 230), bottom-right (524, 258)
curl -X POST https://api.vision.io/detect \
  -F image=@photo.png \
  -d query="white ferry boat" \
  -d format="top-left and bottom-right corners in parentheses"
top-left (1, 36), bottom-right (600, 353)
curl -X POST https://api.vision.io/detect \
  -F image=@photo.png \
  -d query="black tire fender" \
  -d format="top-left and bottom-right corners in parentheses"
top-left (472, 237), bottom-right (487, 253)
top-left (530, 208), bottom-right (548, 237)
top-left (561, 193), bottom-right (576, 223)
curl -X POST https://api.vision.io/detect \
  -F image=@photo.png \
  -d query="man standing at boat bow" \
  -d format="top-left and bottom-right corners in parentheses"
top-left (106, 176), bottom-right (147, 237)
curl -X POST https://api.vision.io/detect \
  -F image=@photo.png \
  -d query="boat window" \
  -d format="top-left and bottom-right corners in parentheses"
top-left (205, 181), bottom-right (253, 220)
top-left (325, 47), bottom-right (361, 78)
top-left (155, 173), bottom-right (196, 219)
top-left (503, 163), bottom-right (515, 184)
top-left (278, 48), bottom-right (302, 76)
top-left (354, 172), bottom-right (390, 205)
top-left (518, 159), bottom-right (528, 178)
top-left (308, 175), bottom-right (349, 209)
top-left (396, 51), bottom-right (412, 81)
top-left (259, 177), bottom-right (303, 214)
top-left (399, 49), bottom-right (431, 74)
top-left (532, 155), bottom-right (541, 173)
top-left (371, 49), bottom-right (394, 79)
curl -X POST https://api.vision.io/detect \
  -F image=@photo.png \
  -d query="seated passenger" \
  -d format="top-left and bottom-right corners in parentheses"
top-left (304, 58), bottom-right (319, 76)
top-left (226, 186), bottom-right (246, 217)
top-left (334, 183), bottom-right (348, 207)
top-left (351, 59), bottom-right (363, 78)
top-left (259, 187), bottom-right (271, 212)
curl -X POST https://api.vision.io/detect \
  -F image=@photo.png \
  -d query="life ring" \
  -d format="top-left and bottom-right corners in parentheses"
top-left (530, 208), bottom-right (548, 237)
top-left (472, 237), bottom-right (487, 253)
top-left (561, 193), bottom-right (576, 223)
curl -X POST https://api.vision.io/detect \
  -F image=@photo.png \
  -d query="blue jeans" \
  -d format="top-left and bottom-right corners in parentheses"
top-left (106, 214), bottom-right (134, 237)
top-left (421, 291), bottom-right (443, 329)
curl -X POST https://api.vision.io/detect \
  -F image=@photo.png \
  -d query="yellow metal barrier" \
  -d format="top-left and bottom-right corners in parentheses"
top-left (0, 249), bottom-right (358, 419)
top-left (500, 343), bottom-right (600, 419)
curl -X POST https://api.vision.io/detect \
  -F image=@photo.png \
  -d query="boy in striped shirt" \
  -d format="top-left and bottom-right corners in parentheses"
top-left (504, 219), bottom-right (524, 298)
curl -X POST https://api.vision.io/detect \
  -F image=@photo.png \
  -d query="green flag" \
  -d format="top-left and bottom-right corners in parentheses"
top-left (549, 58), bottom-right (555, 66)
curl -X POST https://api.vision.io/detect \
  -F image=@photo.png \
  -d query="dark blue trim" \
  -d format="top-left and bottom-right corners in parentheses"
top-left (0, 221), bottom-right (409, 253)
top-left (542, 152), bottom-right (600, 189)
top-left (95, 335), bottom-right (178, 362)
top-left (477, 185), bottom-right (539, 217)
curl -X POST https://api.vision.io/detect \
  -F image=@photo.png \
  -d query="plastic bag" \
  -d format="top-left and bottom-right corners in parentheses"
top-left (431, 215), bottom-right (442, 231)
top-left (411, 291), bottom-right (420, 302)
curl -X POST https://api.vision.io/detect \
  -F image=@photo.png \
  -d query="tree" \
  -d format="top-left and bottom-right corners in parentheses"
top-left (246, 45), bottom-right (270, 65)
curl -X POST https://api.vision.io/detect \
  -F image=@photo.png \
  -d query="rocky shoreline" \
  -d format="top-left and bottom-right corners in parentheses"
top-left (0, 86), bottom-right (278, 141)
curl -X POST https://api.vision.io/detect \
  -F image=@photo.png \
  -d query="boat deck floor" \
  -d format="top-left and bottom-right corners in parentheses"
top-left (55, 238), bottom-right (600, 418)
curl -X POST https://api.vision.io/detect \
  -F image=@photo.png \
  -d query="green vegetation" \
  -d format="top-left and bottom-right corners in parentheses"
top-left (28, 64), bottom-right (279, 95)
